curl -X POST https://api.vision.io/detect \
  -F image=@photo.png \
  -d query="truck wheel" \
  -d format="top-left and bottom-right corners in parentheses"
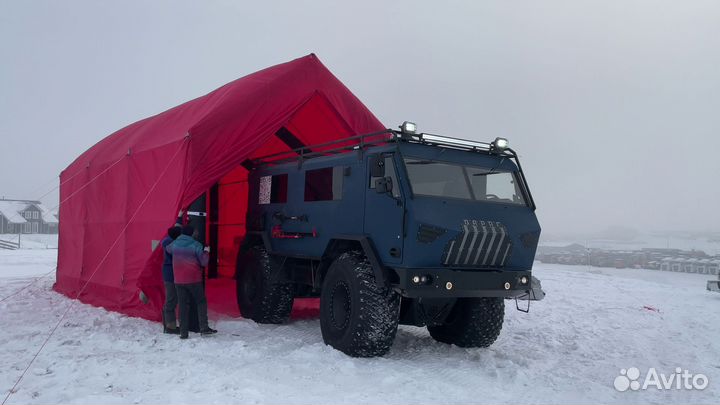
top-left (236, 245), bottom-right (294, 324)
top-left (428, 297), bottom-right (504, 348)
top-left (320, 250), bottom-right (400, 357)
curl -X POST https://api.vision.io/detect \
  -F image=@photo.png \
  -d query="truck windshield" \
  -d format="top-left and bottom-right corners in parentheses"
top-left (403, 158), bottom-right (527, 205)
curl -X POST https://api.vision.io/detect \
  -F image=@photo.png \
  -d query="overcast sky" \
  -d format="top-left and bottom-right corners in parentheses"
top-left (1, 0), bottom-right (718, 235)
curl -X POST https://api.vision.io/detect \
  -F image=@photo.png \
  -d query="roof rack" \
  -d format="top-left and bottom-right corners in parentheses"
top-left (251, 129), bottom-right (510, 167)
top-left (251, 127), bottom-right (536, 211)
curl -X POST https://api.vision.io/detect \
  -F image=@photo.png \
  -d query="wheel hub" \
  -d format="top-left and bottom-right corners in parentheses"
top-left (329, 282), bottom-right (351, 330)
top-left (242, 267), bottom-right (258, 302)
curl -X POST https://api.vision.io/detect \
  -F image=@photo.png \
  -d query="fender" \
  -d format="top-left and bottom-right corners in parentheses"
top-left (326, 235), bottom-right (388, 288)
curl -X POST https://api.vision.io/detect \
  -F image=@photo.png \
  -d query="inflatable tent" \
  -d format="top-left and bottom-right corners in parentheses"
top-left (54, 54), bottom-right (385, 321)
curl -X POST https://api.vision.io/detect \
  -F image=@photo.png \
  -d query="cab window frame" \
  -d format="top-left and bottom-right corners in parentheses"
top-left (369, 153), bottom-right (402, 199)
top-left (400, 156), bottom-right (529, 206)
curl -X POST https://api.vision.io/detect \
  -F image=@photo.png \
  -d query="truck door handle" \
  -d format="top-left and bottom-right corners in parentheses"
top-left (273, 212), bottom-right (308, 222)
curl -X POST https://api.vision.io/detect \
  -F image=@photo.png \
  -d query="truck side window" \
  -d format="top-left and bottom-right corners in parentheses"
top-left (370, 155), bottom-right (401, 198)
top-left (258, 174), bottom-right (288, 204)
top-left (304, 167), bottom-right (343, 201)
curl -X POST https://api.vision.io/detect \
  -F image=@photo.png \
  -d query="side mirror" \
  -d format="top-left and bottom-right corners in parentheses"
top-left (375, 177), bottom-right (393, 194)
top-left (369, 155), bottom-right (385, 177)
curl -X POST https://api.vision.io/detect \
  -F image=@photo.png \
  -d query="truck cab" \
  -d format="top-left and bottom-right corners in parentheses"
top-left (238, 123), bottom-right (542, 357)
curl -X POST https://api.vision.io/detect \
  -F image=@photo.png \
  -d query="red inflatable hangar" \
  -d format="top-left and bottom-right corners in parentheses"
top-left (54, 54), bottom-right (385, 321)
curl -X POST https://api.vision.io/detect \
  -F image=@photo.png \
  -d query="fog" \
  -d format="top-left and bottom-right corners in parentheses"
top-left (1, 0), bottom-right (718, 235)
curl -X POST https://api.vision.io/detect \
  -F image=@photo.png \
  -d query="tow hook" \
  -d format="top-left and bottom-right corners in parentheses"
top-left (514, 276), bottom-right (546, 313)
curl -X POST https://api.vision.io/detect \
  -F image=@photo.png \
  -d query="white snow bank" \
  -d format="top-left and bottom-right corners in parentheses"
top-left (1, 250), bottom-right (718, 404)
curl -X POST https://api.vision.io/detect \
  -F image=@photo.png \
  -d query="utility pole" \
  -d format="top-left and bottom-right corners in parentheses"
top-left (586, 238), bottom-right (590, 270)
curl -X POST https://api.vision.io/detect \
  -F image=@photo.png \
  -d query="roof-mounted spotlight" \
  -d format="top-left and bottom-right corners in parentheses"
top-left (491, 137), bottom-right (509, 152)
top-left (400, 121), bottom-right (417, 135)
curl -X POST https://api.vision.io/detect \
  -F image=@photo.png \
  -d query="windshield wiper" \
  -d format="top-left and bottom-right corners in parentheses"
top-left (472, 158), bottom-right (506, 176)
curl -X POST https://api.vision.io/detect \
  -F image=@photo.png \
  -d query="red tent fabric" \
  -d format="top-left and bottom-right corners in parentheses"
top-left (54, 54), bottom-right (385, 321)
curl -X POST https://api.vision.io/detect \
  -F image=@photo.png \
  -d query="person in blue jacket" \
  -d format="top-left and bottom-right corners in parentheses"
top-left (166, 225), bottom-right (217, 339)
top-left (161, 225), bottom-right (182, 334)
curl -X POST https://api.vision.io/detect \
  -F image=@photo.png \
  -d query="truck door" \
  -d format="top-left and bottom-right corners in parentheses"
top-left (364, 153), bottom-right (404, 264)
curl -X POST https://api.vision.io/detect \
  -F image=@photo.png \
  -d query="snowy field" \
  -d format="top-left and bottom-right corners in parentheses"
top-left (0, 234), bottom-right (58, 250)
top-left (540, 234), bottom-right (720, 256)
top-left (1, 249), bottom-right (719, 404)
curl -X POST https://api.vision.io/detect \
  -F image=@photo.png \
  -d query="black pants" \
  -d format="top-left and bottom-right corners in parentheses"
top-left (163, 282), bottom-right (177, 328)
top-left (175, 282), bottom-right (209, 334)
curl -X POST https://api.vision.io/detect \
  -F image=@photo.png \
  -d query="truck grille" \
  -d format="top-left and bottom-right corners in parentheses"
top-left (441, 220), bottom-right (512, 268)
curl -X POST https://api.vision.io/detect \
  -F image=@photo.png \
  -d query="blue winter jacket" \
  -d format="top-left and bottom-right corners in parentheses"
top-left (165, 234), bottom-right (209, 285)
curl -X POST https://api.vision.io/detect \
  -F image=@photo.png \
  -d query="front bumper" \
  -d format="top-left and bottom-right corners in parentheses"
top-left (393, 267), bottom-right (535, 298)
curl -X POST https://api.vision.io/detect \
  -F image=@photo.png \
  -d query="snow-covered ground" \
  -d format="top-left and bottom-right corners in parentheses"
top-left (1, 249), bottom-right (718, 404)
top-left (0, 234), bottom-right (58, 250)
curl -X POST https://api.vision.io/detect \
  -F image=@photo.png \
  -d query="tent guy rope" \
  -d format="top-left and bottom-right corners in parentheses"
top-left (34, 163), bottom-right (89, 202)
top-left (0, 267), bottom-right (56, 303)
top-left (46, 153), bottom-right (127, 213)
top-left (1, 138), bottom-right (188, 405)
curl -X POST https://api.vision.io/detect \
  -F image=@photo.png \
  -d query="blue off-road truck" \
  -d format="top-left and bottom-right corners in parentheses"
top-left (237, 122), bottom-right (543, 357)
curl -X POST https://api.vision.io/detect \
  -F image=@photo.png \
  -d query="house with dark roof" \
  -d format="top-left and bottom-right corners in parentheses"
top-left (0, 198), bottom-right (58, 234)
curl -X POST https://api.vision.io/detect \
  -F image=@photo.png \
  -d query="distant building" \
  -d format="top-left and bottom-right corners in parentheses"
top-left (537, 244), bottom-right (719, 275)
top-left (0, 198), bottom-right (58, 234)
top-left (659, 257), bottom-right (720, 275)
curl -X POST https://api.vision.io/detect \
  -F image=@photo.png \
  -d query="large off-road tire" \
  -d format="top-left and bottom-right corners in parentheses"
top-left (236, 245), bottom-right (294, 324)
top-left (428, 297), bottom-right (504, 348)
top-left (320, 250), bottom-right (400, 357)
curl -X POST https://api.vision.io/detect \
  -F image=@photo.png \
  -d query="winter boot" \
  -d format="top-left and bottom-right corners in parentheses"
top-left (200, 327), bottom-right (217, 336)
top-left (162, 312), bottom-right (179, 334)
